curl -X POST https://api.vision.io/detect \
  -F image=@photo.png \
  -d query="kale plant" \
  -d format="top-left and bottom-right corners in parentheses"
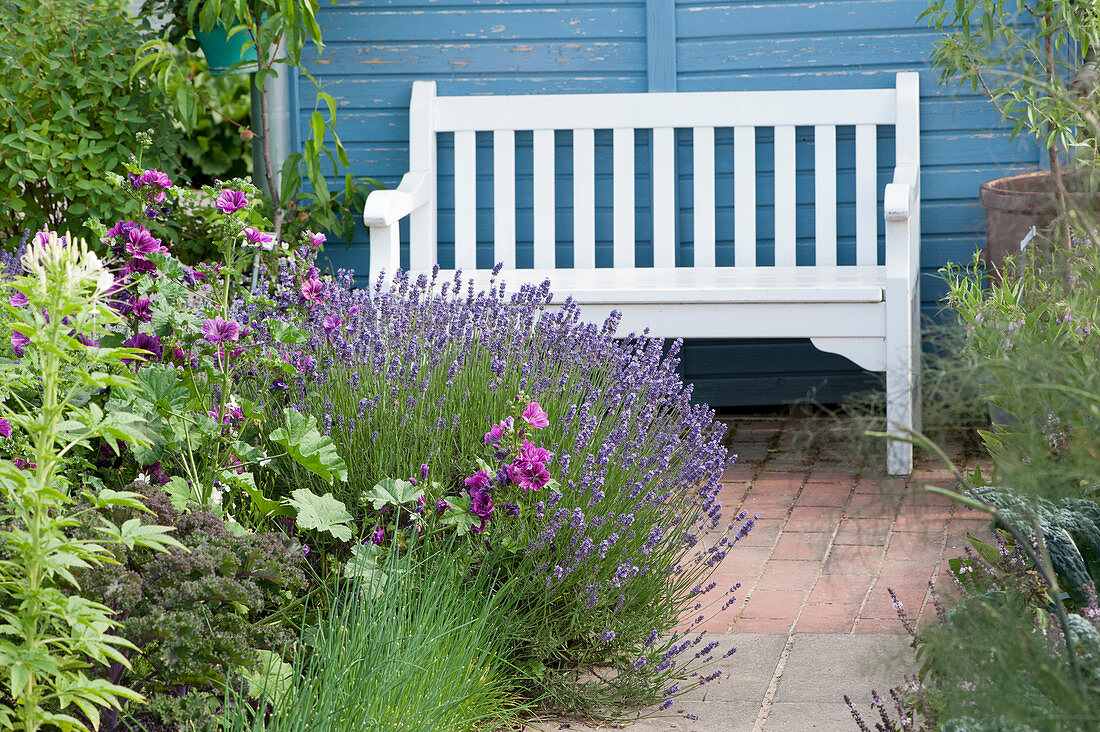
top-left (76, 483), bottom-right (307, 732)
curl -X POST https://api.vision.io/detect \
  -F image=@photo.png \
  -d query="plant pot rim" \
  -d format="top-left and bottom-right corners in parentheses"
top-left (979, 170), bottom-right (1099, 215)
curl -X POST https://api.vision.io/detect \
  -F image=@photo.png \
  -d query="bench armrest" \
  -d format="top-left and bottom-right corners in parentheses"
top-left (363, 171), bottom-right (430, 227)
top-left (883, 164), bottom-right (918, 222)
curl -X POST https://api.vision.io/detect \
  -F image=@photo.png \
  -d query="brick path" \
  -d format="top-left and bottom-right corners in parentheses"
top-left (696, 415), bottom-right (992, 636)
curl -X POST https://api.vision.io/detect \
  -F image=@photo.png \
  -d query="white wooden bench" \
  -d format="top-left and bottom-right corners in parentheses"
top-left (363, 73), bottom-right (922, 475)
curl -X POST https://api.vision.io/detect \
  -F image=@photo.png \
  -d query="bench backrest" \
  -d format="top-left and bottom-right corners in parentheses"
top-left (404, 73), bottom-right (919, 272)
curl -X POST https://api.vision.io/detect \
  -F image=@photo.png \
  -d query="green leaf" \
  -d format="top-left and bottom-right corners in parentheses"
top-left (362, 478), bottom-right (423, 510)
top-left (163, 476), bottom-right (196, 512)
top-left (97, 518), bottom-right (184, 553)
top-left (285, 488), bottom-right (354, 541)
top-left (342, 542), bottom-right (381, 578)
top-left (245, 650), bottom-right (294, 710)
top-left (441, 493), bottom-right (477, 536)
top-left (268, 408), bottom-right (348, 483)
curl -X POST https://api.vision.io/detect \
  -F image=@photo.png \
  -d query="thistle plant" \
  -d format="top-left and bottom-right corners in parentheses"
top-left (0, 232), bottom-right (184, 732)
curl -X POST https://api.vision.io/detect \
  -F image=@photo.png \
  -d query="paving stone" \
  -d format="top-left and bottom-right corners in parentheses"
top-left (785, 505), bottom-right (844, 530)
top-left (795, 482), bottom-right (853, 506)
top-left (739, 589), bottom-right (806, 619)
top-left (772, 635), bottom-right (913, 703)
top-left (794, 603), bottom-right (859, 634)
top-left (679, 634), bottom-right (788, 703)
top-left (833, 517), bottom-right (892, 545)
top-left (823, 544), bottom-right (884, 575)
top-left (807, 575), bottom-right (871, 604)
top-left (755, 560), bottom-right (821, 591)
top-left (763, 702), bottom-right (857, 730)
top-left (769, 531), bottom-right (832, 561)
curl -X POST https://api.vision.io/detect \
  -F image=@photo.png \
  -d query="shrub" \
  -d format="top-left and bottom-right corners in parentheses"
top-left (76, 483), bottom-right (307, 732)
top-left (0, 0), bottom-right (182, 245)
top-left (241, 260), bottom-right (744, 713)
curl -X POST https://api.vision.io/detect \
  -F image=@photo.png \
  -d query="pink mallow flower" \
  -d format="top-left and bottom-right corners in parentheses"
top-left (507, 439), bottom-right (553, 491)
top-left (201, 316), bottom-right (241, 344)
top-left (215, 189), bottom-right (249, 214)
top-left (483, 416), bottom-right (514, 445)
top-left (0, 418), bottom-right (11, 437)
top-left (138, 169), bottom-right (172, 189)
top-left (125, 227), bottom-right (164, 257)
top-left (9, 291), bottom-right (27, 307)
top-left (305, 230), bottom-right (326, 248)
top-left (243, 227), bottom-right (273, 248)
top-left (522, 401), bottom-right (550, 429)
top-left (300, 277), bottom-right (326, 305)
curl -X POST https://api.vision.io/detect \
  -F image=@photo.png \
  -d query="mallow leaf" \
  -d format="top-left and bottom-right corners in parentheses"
top-left (268, 408), bottom-right (348, 483)
top-left (362, 478), bottom-right (423, 510)
top-left (441, 493), bottom-right (477, 537)
top-left (285, 488), bottom-right (354, 542)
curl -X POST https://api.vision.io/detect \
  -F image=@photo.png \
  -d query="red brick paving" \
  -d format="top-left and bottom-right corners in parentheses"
top-left (681, 415), bottom-right (994, 636)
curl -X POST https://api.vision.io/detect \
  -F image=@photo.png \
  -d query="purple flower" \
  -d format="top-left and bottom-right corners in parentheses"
top-left (138, 169), bottom-right (172, 189)
top-left (122, 333), bottom-right (162, 362)
top-left (0, 419), bottom-right (11, 438)
top-left (106, 220), bottom-right (138, 240)
top-left (420, 463), bottom-right (429, 481)
top-left (125, 227), bottom-right (164, 257)
top-left (128, 298), bottom-right (153, 323)
top-left (483, 416), bottom-right (514, 445)
top-left (243, 227), bottom-right (273, 248)
top-left (502, 502), bottom-right (521, 516)
top-left (10, 330), bottom-right (29, 356)
top-left (142, 462), bottom-right (170, 485)
top-left (371, 526), bottom-right (385, 545)
top-left (302, 545), bottom-right (311, 556)
top-left (202, 316), bottom-right (241, 344)
top-left (300, 277), bottom-right (326, 305)
top-left (468, 488), bottom-right (495, 532)
top-left (12, 457), bottom-right (36, 471)
top-left (9, 291), bottom-right (27, 307)
top-left (122, 257), bottom-right (157, 277)
top-left (322, 314), bottom-right (343, 332)
top-left (522, 401), bottom-right (550, 429)
top-left (436, 499), bottom-right (450, 514)
top-left (305, 230), bottom-right (326, 248)
top-left (464, 470), bottom-right (493, 492)
top-left (215, 189), bottom-right (249, 214)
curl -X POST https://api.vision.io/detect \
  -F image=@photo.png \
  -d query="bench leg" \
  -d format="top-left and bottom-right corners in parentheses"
top-left (885, 297), bottom-right (921, 476)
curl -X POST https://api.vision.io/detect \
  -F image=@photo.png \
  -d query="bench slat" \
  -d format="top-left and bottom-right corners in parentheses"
top-left (613, 128), bottom-right (636, 268)
top-left (533, 129), bottom-right (556, 268)
top-left (493, 130), bottom-right (516, 269)
top-left (434, 88), bottom-right (897, 132)
top-left (814, 124), bottom-right (837, 267)
top-left (573, 128), bottom-right (596, 268)
top-left (652, 127), bottom-right (676, 268)
top-left (855, 123), bottom-right (878, 266)
top-left (734, 126), bottom-right (756, 267)
top-left (454, 130), bottom-right (477, 269)
top-left (693, 126), bottom-right (716, 267)
top-left (774, 125), bottom-right (797, 267)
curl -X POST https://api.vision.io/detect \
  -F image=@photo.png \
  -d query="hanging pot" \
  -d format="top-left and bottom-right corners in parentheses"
top-left (193, 21), bottom-right (258, 76)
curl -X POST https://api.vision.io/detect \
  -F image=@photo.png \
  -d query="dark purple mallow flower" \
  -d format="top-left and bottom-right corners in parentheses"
top-left (125, 227), bottom-right (164, 257)
top-left (128, 298), bottom-right (153, 323)
top-left (467, 487), bottom-right (494, 532)
top-left (0, 418), bottom-right (11, 438)
top-left (106, 220), bottom-right (138, 241)
top-left (123, 257), bottom-right (157, 277)
top-left (122, 332), bottom-right (162, 362)
top-left (10, 330), bottom-right (29, 356)
top-left (370, 526), bottom-right (385, 545)
top-left (9, 291), bottom-right (27, 307)
top-left (463, 470), bottom-right (493, 492)
top-left (215, 189), bottom-right (248, 214)
top-left (201, 316), bottom-right (241, 344)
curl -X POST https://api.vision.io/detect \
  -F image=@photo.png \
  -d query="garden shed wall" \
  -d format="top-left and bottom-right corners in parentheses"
top-left (296, 0), bottom-right (1039, 407)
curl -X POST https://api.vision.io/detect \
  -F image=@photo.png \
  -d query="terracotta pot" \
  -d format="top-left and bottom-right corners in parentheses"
top-left (979, 170), bottom-right (1100, 275)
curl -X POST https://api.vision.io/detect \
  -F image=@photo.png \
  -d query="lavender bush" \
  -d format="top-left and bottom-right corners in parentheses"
top-left (242, 258), bottom-right (749, 713)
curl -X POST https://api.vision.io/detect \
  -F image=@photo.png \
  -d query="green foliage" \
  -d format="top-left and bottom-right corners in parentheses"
top-left (0, 235), bottom-right (184, 732)
top-left (76, 483), bottom-right (307, 731)
top-left (943, 243), bottom-right (1100, 500)
top-left (283, 488), bottom-right (353, 541)
top-left (966, 485), bottom-right (1100, 607)
top-left (268, 408), bottom-right (348, 485)
top-left (920, 0), bottom-right (1100, 166)
top-left (223, 547), bottom-right (523, 732)
top-left (0, 0), bottom-right (182, 246)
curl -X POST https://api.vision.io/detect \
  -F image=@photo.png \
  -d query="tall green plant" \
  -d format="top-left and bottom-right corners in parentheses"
top-left (0, 233), bottom-right (184, 732)
top-left (920, 0), bottom-right (1100, 182)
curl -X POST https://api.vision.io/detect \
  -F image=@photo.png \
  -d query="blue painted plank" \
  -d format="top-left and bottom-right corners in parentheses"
top-left (646, 0), bottom-right (677, 91)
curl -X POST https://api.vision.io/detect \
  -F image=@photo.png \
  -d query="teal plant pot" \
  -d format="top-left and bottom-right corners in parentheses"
top-left (194, 22), bottom-right (258, 76)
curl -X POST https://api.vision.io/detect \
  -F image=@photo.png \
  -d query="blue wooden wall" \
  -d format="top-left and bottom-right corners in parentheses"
top-left (297, 0), bottom-right (1040, 407)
